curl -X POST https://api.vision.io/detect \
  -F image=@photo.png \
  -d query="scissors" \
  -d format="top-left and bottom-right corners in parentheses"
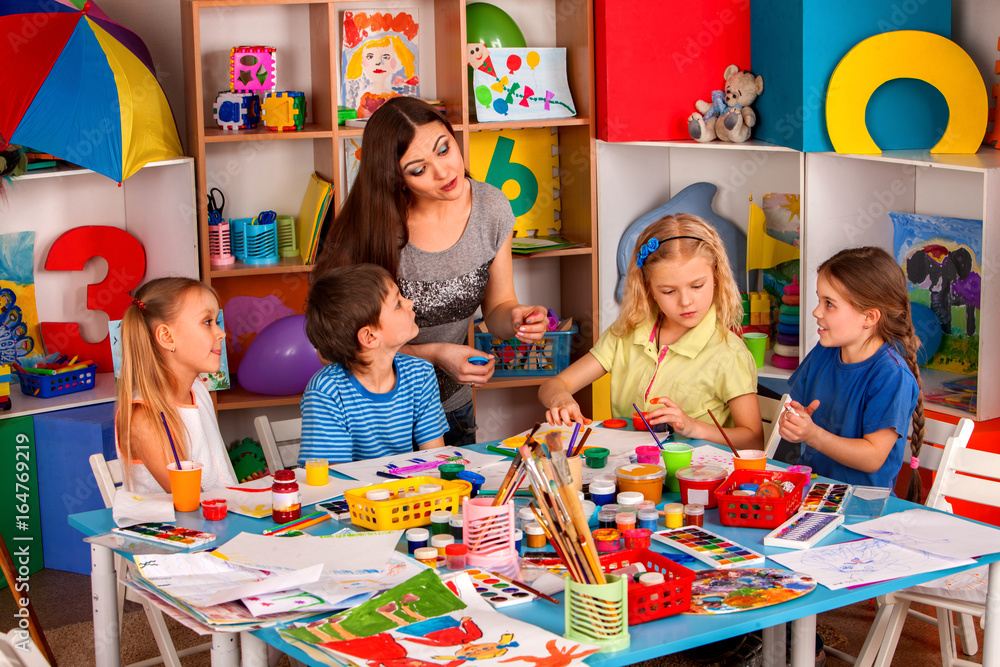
top-left (207, 187), bottom-right (225, 225)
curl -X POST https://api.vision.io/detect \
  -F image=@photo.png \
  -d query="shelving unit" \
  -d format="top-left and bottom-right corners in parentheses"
top-left (181, 0), bottom-right (597, 440)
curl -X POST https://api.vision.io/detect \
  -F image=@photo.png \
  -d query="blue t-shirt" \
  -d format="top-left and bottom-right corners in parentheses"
top-left (789, 343), bottom-right (919, 488)
top-left (298, 354), bottom-right (448, 464)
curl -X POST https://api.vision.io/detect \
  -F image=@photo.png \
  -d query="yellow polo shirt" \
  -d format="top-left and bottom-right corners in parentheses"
top-left (590, 306), bottom-right (757, 426)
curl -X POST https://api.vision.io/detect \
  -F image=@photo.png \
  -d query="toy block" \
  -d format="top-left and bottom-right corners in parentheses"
top-left (214, 92), bottom-right (261, 130)
top-left (262, 91), bottom-right (307, 131)
top-left (230, 45), bottom-right (276, 94)
top-left (751, 0), bottom-right (951, 152)
top-left (595, 1), bottom-right (750, 142)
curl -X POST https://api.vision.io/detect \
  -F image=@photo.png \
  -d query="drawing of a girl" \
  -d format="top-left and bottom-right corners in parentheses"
top-left (345, 36), bottom-right (418, 118)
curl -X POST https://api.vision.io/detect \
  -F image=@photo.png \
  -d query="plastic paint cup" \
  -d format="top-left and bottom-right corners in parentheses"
top-left (660, 442), bottom-right (694, 493)
top-left (635, 445), bottom-right (661, 464)
top-left (414, 546), bottom-right (438, 566)
top-left (589, 481), bottom-right (616, 507)
top-left (580, 500), bottom-right (597, 522)
top-left (445, 543), bottom-right (468, 570)
top-left (637, 508), bottom-right (659, 531)
top-left (456, 470), bottom-right (485, 497)
top-left (663, 503), bottom-right (683, 528)
top-left (431, 534), bottom-right (455, 556)
top-left (674, 465), bottom-right (728, 509)
top-left (583, 447), bottom-right (610, 469)
top-left (439, 463), bottom-right (465, 480)
top-left (430, 510), bottom-right (453, 535)
top-left (733, 449), bottom-right (768, 471)
top-left (524, 523), bottom-right (547, 549)
top-left (622, 528), bottom-right (651, 549)
top-left (513, 529), bottom-right (523, 553)
top-left (201, 499), bottom-right (227, 521)
top-left (632, 411), bottom-right (670, 433)
top-left (592, 528), bottom-right (620, 553)
top-left (743, 332), bottom-right (768, 368)
top-left (615, 463), bottom-right (666, 504)
top-left (166, 461), bottom-right (202, 512)
top-left (597, 509), bottom-right (617, 530)
top-left (406, 527), bottom-right (429, 554)
top-left (304, 458), bottom-right (329, 486)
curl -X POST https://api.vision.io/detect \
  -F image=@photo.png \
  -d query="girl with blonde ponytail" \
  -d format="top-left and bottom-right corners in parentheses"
top-left (115, 278), bottom-right (237, 493)
top-left (778, 247), bottom-right (924, 501)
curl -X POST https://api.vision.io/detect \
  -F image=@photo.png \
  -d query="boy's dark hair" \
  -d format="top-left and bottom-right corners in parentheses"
top-left (306, 264), bottom-right (393, 374)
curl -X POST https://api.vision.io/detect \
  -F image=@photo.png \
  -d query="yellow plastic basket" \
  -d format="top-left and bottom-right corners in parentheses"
top-left (344, 476), bottom-right (472, 531)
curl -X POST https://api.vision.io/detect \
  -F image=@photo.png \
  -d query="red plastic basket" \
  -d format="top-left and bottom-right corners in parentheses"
top-left (599, 548), bottom-right (695, 625)
top-left (714, 469), bottom-right (809, 528)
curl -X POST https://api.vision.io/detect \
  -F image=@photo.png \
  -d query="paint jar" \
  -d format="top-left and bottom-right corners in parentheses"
top-left (616, 491), bottom-right (644, 510)
top-left (601, 503), bottom-right (621, 515)
top-left (201, 499), bottom-right (227, 521)
top-left (456, 470), bottom-right (485, 497)
top-left (635, 445), bottom-right (661, 464)
top-left (449, 515), bottom-right (464, 542)
top-left (405, 527), bottom-right (429, 554)
top-left (615, 512), bottom-right (636, 533)
top-left (639, 572), bottom-right (665, 587)
top-left (583, 447), bottom-right (610, 469)
top-left (592, 528), bottom-right (620, 553)
top-left (674, 465), bottom-right (728, 509)
top-left (414, 546), bottom-right (439, 567)
top-left (304, 458), bottom-right (329, 486)
top-left (616, 463), bottom-right (667, 504)
top-left (419, 483), bottom-right (443, 495)
top-left (597, 509), bottom-right (617, 530)
top-left (366, 489), bottom-right (391, 501)
top-left (683, 504), bottom-right (705, 527)
top-left (636, 500), bottom-right (656, 512)
top-left (445, 543), bottom-right (468, 571)
top-left (430, 510), bottom-right (453, 535)
top-left (577, 490), bottom-right (585, 504)
top-left (637, 508), bottom-right (659, 531)
top-left (580, 500), bottom-right (597, 523)
top-left (271, 469), bottom-right (301, 524)
top-left (439, 463), bottom-right (465, 480)
top-left (592, 473), bottom-right (617, 486)
top-left (517, 507), bottom-right (537, 532)
top-left (431, 534), bottom-right (455, 556)
top-left (663, 503), bottom-right (684, 529)
top-left (513, 529), bottom-right (523, 554)
top-left (524, 523), bottom-right (547, 549)
top-left (589, 481), bottom-right (616, 507)
top-left (622, 528), bottom-right (651, 550)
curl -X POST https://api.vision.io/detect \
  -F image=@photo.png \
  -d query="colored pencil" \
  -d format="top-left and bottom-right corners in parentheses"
top-left (488, 571), bottom-right (560, 604)
top-left (268, 513), bottom-right (331, 535)
top-left (571, 427), bottom-right (593, 457)
top-left (486, 445), bottom-right (517, 458)
top-left (706, 407), bottom-right (741, 459)
top-left (632, 403), bottom-right (663, 449)
top-left (566, 422), bottom-right (581, 457)
top-left (262, 511), bottom-right (327, 535)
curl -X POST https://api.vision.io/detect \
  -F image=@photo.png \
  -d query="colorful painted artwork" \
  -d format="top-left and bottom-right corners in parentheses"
top-left (0, 232), bottom-right (42, 363)
top-left (686, 569), bottom-right (816, 614)
top-left (469, 128), bottom-right (561, 237)
top-left (341, 11), bottom-right (419, 119)
top-left (890, 212), bottom-right (982, 373)
top-left (345, 137), bottom-right (363, 194)
top-left (470, 47), bottom-right (576, 122)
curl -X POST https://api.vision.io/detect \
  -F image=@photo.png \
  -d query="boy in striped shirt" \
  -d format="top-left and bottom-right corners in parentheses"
top-left (298, 264), bottom-right (447, 464)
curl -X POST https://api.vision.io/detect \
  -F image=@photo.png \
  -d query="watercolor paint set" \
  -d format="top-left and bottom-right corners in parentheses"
top-left (800, 483), bottom-right (853, 514)
top-left (317, 499), bottom-right (353, 521)
top-left (763, 511), bottom-right (845, 549)
top-left (111, 523), bottom-right (216, 549)
top-left (465, 568), bottom-right (537, 607)
top-left (652, 526), bottom-right (765, 569)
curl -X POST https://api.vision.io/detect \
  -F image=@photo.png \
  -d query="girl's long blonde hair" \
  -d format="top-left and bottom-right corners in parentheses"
top-left (613, 214), bottom-right (743, 338)
top-left (818, 247), bottom-right (926, 503)
top-left (115, 278), bottom-right (218, 487)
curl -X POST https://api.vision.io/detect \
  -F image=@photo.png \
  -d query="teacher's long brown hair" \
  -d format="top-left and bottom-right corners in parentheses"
top-left (315, 97), bottom-right (460, 280)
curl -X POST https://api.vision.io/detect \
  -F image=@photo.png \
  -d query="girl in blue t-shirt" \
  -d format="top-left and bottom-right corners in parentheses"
top-left (779, 246), bottom-right (925, 502)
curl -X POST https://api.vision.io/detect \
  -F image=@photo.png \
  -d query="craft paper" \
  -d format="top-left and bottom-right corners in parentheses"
top-left (341, 10), bottom-right (419, 118)
top-left (112, 491), bottom-right (175, 527)
top-left (242, 589), bottom-right (366, 617)
top-left (330, 448), bottom-right (505, 484)
top-left (846, 508), bottom-right (1000, 560)
top-left (0, 232), bottom-right (42, 362)
top-left (301, 551), bottom-right (429, 603)
top-left (768, 538), bottom-right (974, 590)
top-left (206, 468), bottom-right (367, 518)
top-left (212, 530), bottom-right (401, 575)
top-left (471, 47), bottom-right (576, 122)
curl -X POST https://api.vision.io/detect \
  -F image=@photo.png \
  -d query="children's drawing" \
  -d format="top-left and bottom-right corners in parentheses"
top-left (345, 137), bottom-right (363, 194)
top-left (342, 11), bottom-right (419, 118)
top-left (0, 232), bottom-right (41, 363)
top-left (761, 193), bottom-right (800, 324)
top-left (498, 640), bottom-right (599, 667)
top-left (891, 212), bottom-right (981, 373)
top-left (846, 508), bottom-right (1000, 560)
top-left (686, 568), bottom-right (815, 615)
top-left (470, 47), bottom-right (575, 122)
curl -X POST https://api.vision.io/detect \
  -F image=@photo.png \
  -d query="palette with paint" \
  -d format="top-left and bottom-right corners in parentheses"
top-left (465, 568), bottom-right (537, 607)
top-left (111, 522), bottom-right (216, 549)
top-left (763, 511), bottom-right (845, 549)
top-left (652, 526), bottom-right (765, 569)
top-left (800, 483), bottom-right (853, 513)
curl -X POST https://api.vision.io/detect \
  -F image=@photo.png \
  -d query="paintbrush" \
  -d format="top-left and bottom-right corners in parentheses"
top-left (488, 570), bottom-right (560, 604)
top-left (570, 427), bottom-right (592, 457)
top-left (706, 407), bottom-right (742, 459)
top-left (632, 403), bottom-right (663, 449)
top-left (546, 431), bottom-right (605, 585)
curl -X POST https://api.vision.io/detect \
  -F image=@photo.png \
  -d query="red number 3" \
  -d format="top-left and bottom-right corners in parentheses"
top-left (40, 227), bottom-right (146, 372)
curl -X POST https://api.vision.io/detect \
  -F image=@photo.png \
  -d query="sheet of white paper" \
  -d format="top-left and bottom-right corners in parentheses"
top-left (112, 491), bottom-right (175, 527)
top-left (846, 508), bottom-right (1000, 560)
top-left (300, 551), bottom-right (427, 602)
top-left (769, 537), bottom-right (974, 590)
top-left (242, 588), bottom-right (368, 617)
top-left (205, 469), bottom-right (368, 518)
top-left (329, 447), bottom-right (505, 484)
top-left (212, 530), bottom-right (401, 575)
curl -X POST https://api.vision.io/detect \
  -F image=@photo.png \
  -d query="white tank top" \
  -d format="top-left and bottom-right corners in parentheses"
top-left (119, 379), bottom-right (237, 494)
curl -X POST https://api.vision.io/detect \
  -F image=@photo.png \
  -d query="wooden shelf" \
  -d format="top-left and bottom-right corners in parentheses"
top-left (210, 255), bottom-right (313, 278)
top-left (468, 117), bottom-right (592, 133)
top-left (215, 384), bottom-right (303, 411)
top-left (513, 246), bottom-right (592, 260)
top-left (475, 376), bottom-right (548, 390)
top-left (203, 123), bottom-right (333, 142)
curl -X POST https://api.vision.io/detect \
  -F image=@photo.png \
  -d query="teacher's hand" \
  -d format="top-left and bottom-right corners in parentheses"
top-left (511, 304), bottom-right (549, 343)
top-left (437, 344), bottom-right (496, 388)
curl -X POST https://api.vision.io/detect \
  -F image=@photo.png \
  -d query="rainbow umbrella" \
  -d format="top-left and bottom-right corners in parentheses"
top-left (0, 0), bottom-right (182, 183)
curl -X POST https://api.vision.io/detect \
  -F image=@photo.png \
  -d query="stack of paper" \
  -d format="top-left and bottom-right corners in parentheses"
top-left (296, 172), bottom-right (334, 264)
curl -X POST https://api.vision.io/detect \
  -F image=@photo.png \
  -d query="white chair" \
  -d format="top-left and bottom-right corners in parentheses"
top-left (253, 416), bottom-right (302, 473)
top-left (759, 392), bottom-right (791, 458)
top-left (89, 453), bottom-right (211, 667)
top-left (0, 629), bottom-right (50, 667)
top-left (825, 417), bottom-right (983, 667)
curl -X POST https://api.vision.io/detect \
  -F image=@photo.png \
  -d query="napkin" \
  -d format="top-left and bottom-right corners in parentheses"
top-left (112, 491), bottom-right (176, 527)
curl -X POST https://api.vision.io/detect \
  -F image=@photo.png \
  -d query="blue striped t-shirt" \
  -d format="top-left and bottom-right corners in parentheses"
top-left (298, 354), bottom-right (448, 464)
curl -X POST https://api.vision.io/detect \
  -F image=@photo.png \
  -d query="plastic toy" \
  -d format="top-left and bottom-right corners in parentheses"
top-left (262, 91), bottom-right (306, 131)
top-left (213, 91), bottom-right (261, 130)
top-left (230, 46), bottom-right (277, 94)
top-left (237, 315), bottom-right (323, 395)
top-left (229, 438), bottom-right (268, 481)
top-left (466, 3), bottom-right (526, 48)
top-left (689, 65), bottom-right (763, 143)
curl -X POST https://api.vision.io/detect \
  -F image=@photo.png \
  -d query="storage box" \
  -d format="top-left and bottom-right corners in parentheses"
top-left (15, 364), bottom-right (96, 398)
top-left (751, 0), bottom-right (952, 152)
top-left (595, 1), bottom-right (751, 142)
top-left (474, 326), bottom-right (577, 377)
top-left (714, 469), bottom-right (808, 528)
top-left (600, 548), bottom-right (695, 625)
top-left (344, 476), bottom-right (471, 531)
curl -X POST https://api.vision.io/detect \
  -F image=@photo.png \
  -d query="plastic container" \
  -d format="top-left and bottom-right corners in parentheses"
top-left (622, 528), bottom-right (651, 549)
top-left (201, 499), bottom-right (227, 521)
top-left (597, 509), bottom-right (617, 529)
top-left (615, 512), bottom-right (636, 533)
top-left (663, 503), bottom-right (683, 528)
top-left (592, 474), bottom-right (617, 486)
top-left (639, 572), bottom-right (665, 586)
top-left (584, 447), bottom-right (610, 469)
top-left (439, 463), bottom-right (465, 480)
top-left (430, 510), bottom-right (453, 535)
top-left (635, 445), bottom-right (661, 464)
top-left (599, 548), bottom-right (695, 626)
top-left (414, 546), bottom-right (439, 566)
top-left (450, 516), bottom-right (464, 541)
top-left (406, 527), bottom-right (429, 554)
top-left (15, 364), bottom-right (97, 398)
top-left (366, 489), bottom-right (391, 501)
top-left (564, 574), bottom-right (630, 651)
top-left (683, 504), bottom-right (705, 527)
top-left (517, 507), bottom-right (537, 531)
top-left (419, 484), bottom-right (443, 495)
top-left (474, 324), bottom-right (578, 377)
top-left (636, 500), bottom-right (656, 512)
top-left (463, 497), bottom-right (517, 566)
top-left (580, 500), bottom-right (597, 523)
top-left (456, 470), bottom-right (485, 497)
top-left (714, 469), bottom-right (808, 528)
top-left (674, 465), bottom-right (728, 509)
top-left (601, 503), bottom-right (621, 515)
top-left (616, 491), bottom-right (644, 508)
top-left (513, 529), bottom-right (523, 553)
top-left (524, 523), bottom-right (547, 549)
top-left (732, 449), bottom-right (767, 471)
top-left (344, 476), bottom-right (471, 530)
top-left (305, 458), bottom-right (329, 486)
top-left (592, 528), bottom-right (621, 553)
top-left (271, 469), bottom-right (301, 523)
top-left (431, 534), bottom-right (455, 556)
top-left (631, 411), bottom-right (670, 434)
top-left (637, 508), bottom-right (659, 531)
top-left (615, 464), bottom-right (667, 504)
top-left (445, 543), bottom-right (468, 570)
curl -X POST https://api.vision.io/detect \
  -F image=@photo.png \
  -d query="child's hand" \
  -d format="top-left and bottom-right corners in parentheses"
top-left (511, 305), bottom-right (549, 343)
top-left (647, 396), bottom-right (697, 437)
top-left (438, 344), bottom-right (495, 388)
top-left (777, 399), bottom-right (821, 443)
top-left (545, 399), bottom-right (586, 427)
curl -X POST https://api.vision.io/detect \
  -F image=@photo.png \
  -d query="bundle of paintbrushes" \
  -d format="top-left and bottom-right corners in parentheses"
top-left (491, 423), bottom-right (541, 507)
top-left (516, 431), bottom-right (606, 585)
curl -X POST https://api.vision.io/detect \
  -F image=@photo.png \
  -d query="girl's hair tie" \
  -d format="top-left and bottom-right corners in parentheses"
top-left (910, 456), bottom-right (919, 469)
top-left (635, 235), bottom-right (705, 268)
top-left (132, 298), bottom-right (146, 312)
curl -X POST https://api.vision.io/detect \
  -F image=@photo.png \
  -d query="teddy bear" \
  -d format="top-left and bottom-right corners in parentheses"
top-left (688, 65), bottom-right (764, 143)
